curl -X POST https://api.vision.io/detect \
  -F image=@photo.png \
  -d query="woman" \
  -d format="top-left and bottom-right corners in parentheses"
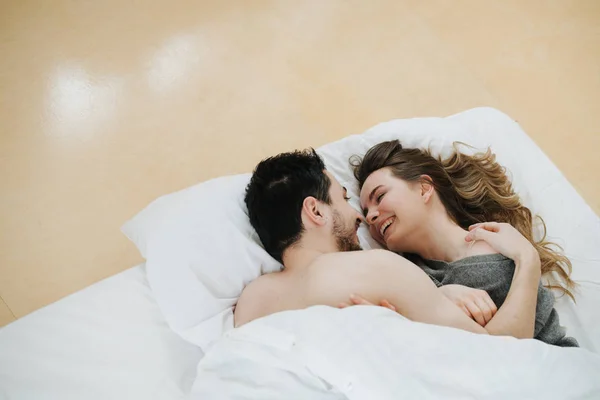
top-left (348, 140), bottom-right (578, 347)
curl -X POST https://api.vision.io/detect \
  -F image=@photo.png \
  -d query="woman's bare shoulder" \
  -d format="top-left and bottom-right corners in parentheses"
top-left (465, 240), bottom-right (498, 258)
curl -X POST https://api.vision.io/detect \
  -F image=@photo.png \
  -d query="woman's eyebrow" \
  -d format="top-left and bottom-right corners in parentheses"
top-left (368, 185), bottom-right (383, 202)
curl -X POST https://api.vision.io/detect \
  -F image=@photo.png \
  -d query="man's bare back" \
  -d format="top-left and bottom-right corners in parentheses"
top-left (235, 249), bottom-right (487, 333)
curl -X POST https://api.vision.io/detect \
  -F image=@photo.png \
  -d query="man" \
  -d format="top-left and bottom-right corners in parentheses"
top-left (234, 149), bottom-right (541, 338)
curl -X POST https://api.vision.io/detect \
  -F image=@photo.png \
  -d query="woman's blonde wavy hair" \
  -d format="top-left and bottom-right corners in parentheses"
top-left (352, 140), bottom-right (575, 300)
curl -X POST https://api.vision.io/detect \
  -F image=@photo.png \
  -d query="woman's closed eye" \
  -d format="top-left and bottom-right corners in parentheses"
top-left (376, 192), bottom-right (385, 203)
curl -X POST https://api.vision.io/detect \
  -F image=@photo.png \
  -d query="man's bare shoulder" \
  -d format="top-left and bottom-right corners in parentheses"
top-left (237, 272), bottom-right (283, 303)
top-left (307, 249), bottom-right (413, 289)
top-left (234, 272), bottom-right (283, 327)
top-left (303, 249), bottom-right (430, 310)
top-left (312, 249), bottom-right (407, 272)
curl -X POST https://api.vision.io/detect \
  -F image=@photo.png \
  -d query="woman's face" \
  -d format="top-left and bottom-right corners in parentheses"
top-left (359, 168), bottom-right (427, 252)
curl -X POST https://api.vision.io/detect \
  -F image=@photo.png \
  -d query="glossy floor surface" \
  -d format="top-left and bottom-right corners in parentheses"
top-left (1, 1), bottom-right (599, 326)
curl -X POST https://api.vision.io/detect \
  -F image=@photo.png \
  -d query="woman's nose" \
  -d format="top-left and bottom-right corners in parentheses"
top-left (366, 209), bottom-right (379, 224)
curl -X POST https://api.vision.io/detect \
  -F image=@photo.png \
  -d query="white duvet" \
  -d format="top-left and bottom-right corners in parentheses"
top-left (192, 306), bottom-right (600, 400)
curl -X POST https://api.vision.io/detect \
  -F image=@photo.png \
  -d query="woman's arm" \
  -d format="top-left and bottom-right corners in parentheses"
top-left (482, 254), bottom-right (540, 338)
top-left (339, 223), bottom-right (541, 338)
top-left (345, 285), bottom-right (499, 327)
top-left (465, 222), bottom-right (541, 338)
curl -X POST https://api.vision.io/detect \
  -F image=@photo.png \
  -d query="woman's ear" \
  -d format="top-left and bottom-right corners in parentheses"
top-left (419, 175), bottom-right (435, 204)
top-left (302, 196), bottom-right (328, 226)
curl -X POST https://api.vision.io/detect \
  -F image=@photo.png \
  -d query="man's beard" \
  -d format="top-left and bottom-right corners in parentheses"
top-left (332, 211), bottom-right (362, 252)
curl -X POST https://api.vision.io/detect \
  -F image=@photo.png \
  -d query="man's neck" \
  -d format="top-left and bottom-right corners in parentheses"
top-left (281, 235), bottom-right (338, 273)
top-left (414, 215), bottom-right (470, 263)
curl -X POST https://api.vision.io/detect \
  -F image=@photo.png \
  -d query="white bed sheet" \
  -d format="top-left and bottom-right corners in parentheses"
top-left (0, 265), bottom-right (203, 400)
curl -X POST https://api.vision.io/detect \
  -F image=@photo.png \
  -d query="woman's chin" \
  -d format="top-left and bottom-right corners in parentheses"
top-left (384, 237), bottom-right (401, 252)
top-left (379, 237), bottom-right (392, 250)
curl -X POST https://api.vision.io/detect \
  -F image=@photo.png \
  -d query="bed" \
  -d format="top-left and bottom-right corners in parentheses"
top-left (0, 265), bottom-right (203, 400)
top-left (1, 107), bottom-right (599, 399)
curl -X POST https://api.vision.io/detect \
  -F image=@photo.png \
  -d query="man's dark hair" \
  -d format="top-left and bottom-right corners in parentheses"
top-left (245, 149), bottom-right (332, 263)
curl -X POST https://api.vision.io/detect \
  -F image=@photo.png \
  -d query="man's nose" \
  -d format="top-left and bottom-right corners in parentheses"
top-left (355, 213), bottom-right (365, 225)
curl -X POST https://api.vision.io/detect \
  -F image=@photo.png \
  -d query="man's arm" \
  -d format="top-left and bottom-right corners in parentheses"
top-left (314, 249), bottom-right (539, 336)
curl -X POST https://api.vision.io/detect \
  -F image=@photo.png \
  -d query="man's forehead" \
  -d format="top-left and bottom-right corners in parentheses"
top-left (324, 170), bottom-right (342, 188)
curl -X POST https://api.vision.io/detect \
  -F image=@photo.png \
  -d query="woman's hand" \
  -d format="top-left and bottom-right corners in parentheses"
top-left (465, 222), bottom-right (541, 338)
top-left (465, 222), bottom-right (540, 269)
top-left (338, 294), bottom-right (396, 312)
top-left (338, 285), bottom-right (498, 326)
top-left (438, 284), bottom-right (497, 327)
top-left (339, 286), bottom-right (497, 327)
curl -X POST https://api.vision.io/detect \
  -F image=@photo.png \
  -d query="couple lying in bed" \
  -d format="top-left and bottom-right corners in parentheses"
top-left (235, 140), bottom-right (578, 347)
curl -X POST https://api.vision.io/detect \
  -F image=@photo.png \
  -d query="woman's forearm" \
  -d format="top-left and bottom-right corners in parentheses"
top-left (483, 253), bottom-right (541, 338)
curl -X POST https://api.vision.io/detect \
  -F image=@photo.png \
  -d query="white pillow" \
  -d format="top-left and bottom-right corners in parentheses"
top-left (122, 174), bottom-right (282, 348)
top-left (122, 107), bottom-right (600, 352)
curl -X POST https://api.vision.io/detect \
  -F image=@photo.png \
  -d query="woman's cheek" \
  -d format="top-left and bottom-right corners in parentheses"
top-left (369, 225), bottom-right (377, 239)
top-left (380, 197), bottom-right (393, 213)
top-left (369, 227), bottom-right (386, 247)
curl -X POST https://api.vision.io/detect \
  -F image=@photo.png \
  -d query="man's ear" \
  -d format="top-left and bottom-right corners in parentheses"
top-left (419, 175), bottom-right (435, 204)
top-left (302, 196), bottom-right (328, 226)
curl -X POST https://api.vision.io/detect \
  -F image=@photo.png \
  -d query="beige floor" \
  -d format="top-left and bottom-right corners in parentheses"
top-left (1, 1), bottom-right (599, 327)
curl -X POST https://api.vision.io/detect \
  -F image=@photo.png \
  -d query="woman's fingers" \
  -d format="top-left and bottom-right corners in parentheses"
top-left (342, 294), bottom-right (396, 313)
top-left (461, 305), bottom-right (474, 319)
top-left (468, 223), bottom-right (483, 231)
top-left (380, 299), bottom-right (396, 311)
top-left (344, 295), bottom-right (395, 311)
top-left (471, 223), bottom-right (501, 233)
top-left (465, 300), bottom-right (487, 326)
top-left (468, 222), bottom-right (501, 233)
top-left (473, 296), bottom-right (493, 325)
top-left (480, 292), bottom-right (498, 316)
top-left (465, 290), bottom-right (497, 326)
top-left (350, 294), bottom-right (373, 306)
top-left (465, 224), bottom-right (498, 243)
